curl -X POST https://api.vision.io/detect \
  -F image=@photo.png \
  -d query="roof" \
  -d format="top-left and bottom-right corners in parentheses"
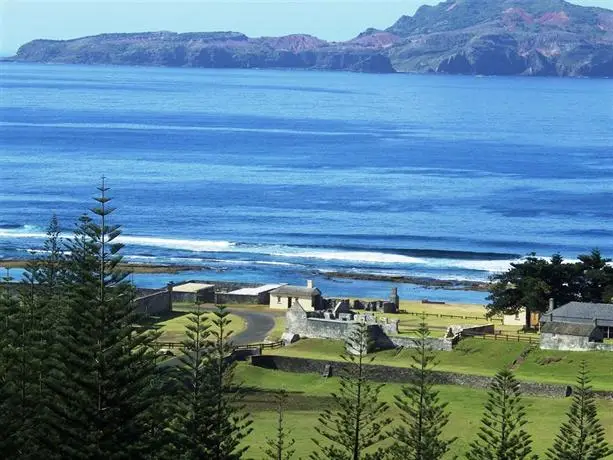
top-left (541, 302), bottom-right (613, 327)
top-left (227, 284), bottom-right (286, 296)
top-left (541, 321), bottom-right (602, 338)
top-left (173, 283), bottom-right (215, 293)
top-left (270, 285), bottom-right (321, 298)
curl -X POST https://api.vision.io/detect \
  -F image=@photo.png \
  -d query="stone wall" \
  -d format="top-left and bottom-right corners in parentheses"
top-left (134, 290), bottom-right (171, 315)
top-left (390, 336), bottom-right (454, 351)
top-left (541, 333), bottom-right (613, 352)
top-left (286, 303), bottom-right (452, 351)
top-left (250, 355), bottom-right (613, 399)
top-left (455, 324), bottom-right (496, 337)
top-left (215, 293), bottom-right (261, 305)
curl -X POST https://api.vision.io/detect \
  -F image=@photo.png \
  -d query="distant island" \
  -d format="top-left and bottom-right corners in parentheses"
top-left (7, 0), bottom-right (613, 77)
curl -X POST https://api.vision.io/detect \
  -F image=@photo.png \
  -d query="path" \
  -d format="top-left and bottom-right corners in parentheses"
top-left (200, 306), bottom-right (279, 345)
top-left (227, 309), bottom-right (277, 345)
top-left (160, 306), bottom-right (280, 368)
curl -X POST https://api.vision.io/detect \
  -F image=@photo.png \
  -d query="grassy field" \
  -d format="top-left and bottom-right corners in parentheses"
top-left (266, 315), bottom-right (286, 342)
top-left (147, 310), bottom-right (247, 343)
top-left (269, 337), bottom-right (613, 390)
top-left (236, 364), bottom-right (613, 459)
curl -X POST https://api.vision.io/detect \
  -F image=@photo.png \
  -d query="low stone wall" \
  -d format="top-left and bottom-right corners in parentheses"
top-left (390, 336), bottom-right (454, 351)
top-left (135, 290), bottom-right (171, 315)
top-left (250, 355), bottom-right (613, 399)
top-left (542, 335), bottom-right (613, 352)
top-left (457, 324), bottom-right (496, 337)
top-left (215, 293), bottom-right (265, 305)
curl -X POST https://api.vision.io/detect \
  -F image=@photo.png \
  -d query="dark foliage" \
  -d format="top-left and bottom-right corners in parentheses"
top-left (311, 322), bottom-right (391, 460)
top-left (546, 361), bottom-right (613, 460)
top-left (466, 369), bottom-right (537, 460)
top-left (386, 316), bottom-right (455, 460)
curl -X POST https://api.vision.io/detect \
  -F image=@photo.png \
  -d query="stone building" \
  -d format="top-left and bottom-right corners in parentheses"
top-left (170, 282), bottom-right (215, 303)
top-left (540, 322), bottom-right (603, 351)
top-left (503, 307), bottom-right (541, 328)
top-left (216, 284), bottom-right (285, 305)
top-left (269, 280), bottom-right (322, 311)
top-left (541, 301), bottom-right (613, 339)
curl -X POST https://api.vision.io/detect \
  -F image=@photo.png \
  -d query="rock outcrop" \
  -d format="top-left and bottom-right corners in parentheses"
top-left (8, 0), bottom-right (613, 77)
top-left (12, 31), bottom-right (395, 73)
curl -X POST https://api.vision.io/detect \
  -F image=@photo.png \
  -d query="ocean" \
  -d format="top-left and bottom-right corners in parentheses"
top-left (1, 63), bottom-right (612, 304)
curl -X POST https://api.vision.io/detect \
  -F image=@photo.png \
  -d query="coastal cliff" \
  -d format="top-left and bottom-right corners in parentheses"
top-left (13, 32), bottom-right (395, 73)
top-left (9, 0), bottom-right (613, 77)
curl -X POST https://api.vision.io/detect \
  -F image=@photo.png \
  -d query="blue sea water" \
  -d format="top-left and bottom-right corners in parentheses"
top-left (1, 63), bottom-right (612, 303)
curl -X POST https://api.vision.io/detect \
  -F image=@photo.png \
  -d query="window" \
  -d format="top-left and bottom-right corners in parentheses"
top-left (277, 296), bottom-right (281, 303)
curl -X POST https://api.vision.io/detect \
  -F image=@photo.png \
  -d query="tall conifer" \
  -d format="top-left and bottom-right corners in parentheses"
top-left (466, 369), bottom-right (537, 460)
top-left (264, 390), bottom-right (296, 460)
top-left (311, 322), bottom-right (391, 460)
top-left (546, 361), bottom-right (613, 460)
top-left (0, 270), bottom-right (24, 457)
top-left (47, 180), bottom-right (161, 459)
top-left (171, 305), bottom-right (214, 459)
top-left (386, 316), bottom-right (455, 460)
top-left (205, 305), bottom-right (253, 460)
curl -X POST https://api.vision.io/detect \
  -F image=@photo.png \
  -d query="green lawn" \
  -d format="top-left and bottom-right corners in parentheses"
top-left (266, 315), bottom-right (286, 342)
top-left (516, 347), bottom-right (613, 390)
top-left (236, 365), bottom-right (613, 459)
top-left (150, 310), bottom-right (246, 343)
top-left (268, 337), bottom-right (613, 389)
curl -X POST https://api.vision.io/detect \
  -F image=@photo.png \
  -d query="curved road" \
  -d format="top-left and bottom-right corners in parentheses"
top-left (228, 309), bottom-right (277, 345)
top-left (201, 306), bottom-right (280, 345)
top-left (160, 307), bottom-right (280, 367)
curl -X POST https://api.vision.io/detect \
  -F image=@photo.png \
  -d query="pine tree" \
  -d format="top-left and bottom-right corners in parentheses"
top-left (0, 270), bottom-right (24, 457)
top-left (14, 215), bottom-right (67, 458)
top-left (171, 305), bottom-right (213, 459)
top-left (264, 390), bottom-right (296, 460)
top-left (466, 369), bottom-right (537, 460)
top-left (46, 180), bottom-right (161, 459)
top-left (546, 361), bottom-right (613, 460)
top-left (204, 304), bottom-right (253, 460)
top-left (311, 321), bottom-right (391, 460)
top-left (386, 316), bottom-right (455, 460)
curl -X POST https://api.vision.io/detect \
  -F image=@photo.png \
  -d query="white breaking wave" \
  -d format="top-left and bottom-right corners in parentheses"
top-left (117, 236), bottom-right (234, 252)
top-left (270, 248), bottom-right (424, 265)
top-left (4, 226), bottom-right (605, 276)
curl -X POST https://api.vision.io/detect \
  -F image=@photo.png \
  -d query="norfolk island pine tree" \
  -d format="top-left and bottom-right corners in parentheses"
top-left (546, 361), bottom-right (613, 460)
top-left (311, 321), bottom-right (392, 460)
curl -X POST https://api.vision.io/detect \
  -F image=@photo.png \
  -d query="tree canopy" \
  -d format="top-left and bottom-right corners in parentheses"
top-left (486, 250), bottom-right (613, 317)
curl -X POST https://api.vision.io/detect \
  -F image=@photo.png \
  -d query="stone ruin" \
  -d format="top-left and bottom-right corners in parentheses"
top-left (324, 288), bottom-right (400, 314)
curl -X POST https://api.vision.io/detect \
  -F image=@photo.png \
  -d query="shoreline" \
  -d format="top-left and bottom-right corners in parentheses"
top-left (0, 259), bottom-right (211, 275)
top-left (0, 258), bottom-right (491, 292)
top-left (318, 270), bottom-right (490, 292)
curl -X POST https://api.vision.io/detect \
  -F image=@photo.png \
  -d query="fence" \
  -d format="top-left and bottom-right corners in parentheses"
top-left (461, 330), bottom-right (538, 344)
top-left (156, 340), bottom-right (285, 352)
top-left (399, 310), bottom-right (503, 323)
top-left (233, 340), bottom-right (285, 353)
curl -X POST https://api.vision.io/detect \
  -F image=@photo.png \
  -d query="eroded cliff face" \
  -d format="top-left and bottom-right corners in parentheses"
top-left (381, 0), bottom-right (613, 76)
top-left (10, 0), bottom-right (613, 77)
top-left (13, 32), bottom-right (395, 73)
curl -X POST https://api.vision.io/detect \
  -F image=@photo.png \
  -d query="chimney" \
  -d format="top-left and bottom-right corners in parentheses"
top-left (307, 280), bottom-right (313, 289)
top-left (548, 298), bottom-right (555, 311)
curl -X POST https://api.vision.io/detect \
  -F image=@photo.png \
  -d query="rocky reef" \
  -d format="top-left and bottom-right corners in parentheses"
top-left (9, 0), bottom-right (613, 77)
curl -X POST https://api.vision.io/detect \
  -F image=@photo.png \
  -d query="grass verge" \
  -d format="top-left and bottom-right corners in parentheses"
top-left (236, 364), bottom-right (613, 459)
top-left (269, 337), bottom-right (613, 389)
